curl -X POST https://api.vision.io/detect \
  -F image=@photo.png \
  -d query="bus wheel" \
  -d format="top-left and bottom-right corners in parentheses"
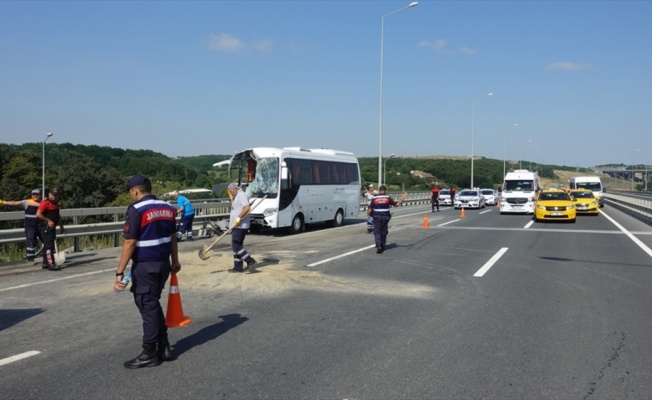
top-left (329, 209), bottom-right (344, 227)
top-left (288, 214), bottom-right (304, 234)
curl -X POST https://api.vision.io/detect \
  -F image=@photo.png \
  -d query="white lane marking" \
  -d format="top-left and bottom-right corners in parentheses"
top-left (0, 268), bottom-right (115, 293)
top-left (438, 219), bottom-right (460, 227)
top-left (601, 211), bottom-right (652, 258)
top-left (474, 247), bottom-right (509, 277)
top-left (307, 245), bottom-right (377, 267)
top-left (0, 351), bottom-right (41, 366)
top-left (479, 209), bottom-right (492, 215)
top-left (524, 220), bottom-right (535, 229)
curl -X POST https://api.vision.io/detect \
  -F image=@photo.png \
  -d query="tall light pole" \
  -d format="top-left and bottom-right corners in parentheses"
top-left (470, 92), bottom-right (493, 189)
top-left (42, 132), bottom-right (53, 194)
top-left (383, 153), bottom-right (395, 186)
top-left (378, 1), bottom-right (418, 187)
top-left (520, 138), bottom-right (532, 170)
top-left (504, 123), bottom-right (517, 178)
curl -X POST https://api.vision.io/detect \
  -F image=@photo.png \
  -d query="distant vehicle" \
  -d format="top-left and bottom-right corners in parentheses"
top-left (228, 147), bottom-right (361, 234)
top-left (454, 189), bottom-right (486, 209)
top-left (480, 189), bottom-right (497, 206)
top-left (569, 176), bottom-right (604, 208)
top-left (439, 188), bottom-right (452, 206)
top-left (534, 188), bottom-right (576, 223)
top-left (500, 169), bottom-right (540, 215)
top-left (570, 189), bottom-right (600, 215)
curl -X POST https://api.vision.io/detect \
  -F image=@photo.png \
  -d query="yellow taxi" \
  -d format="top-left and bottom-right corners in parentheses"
top-left (534, 188), bottom-right (576, 223)
top-left (570, 189), bottom-right (600, 215)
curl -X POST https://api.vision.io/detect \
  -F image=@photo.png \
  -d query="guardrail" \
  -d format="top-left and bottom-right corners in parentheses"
top-left (0, 192), bottom-right (432, 250)
top-left (602, 192), bottom-right (652, 225)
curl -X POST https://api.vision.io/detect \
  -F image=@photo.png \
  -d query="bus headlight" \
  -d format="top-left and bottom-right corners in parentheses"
top-left (263, 208), bottom-right (278, 217)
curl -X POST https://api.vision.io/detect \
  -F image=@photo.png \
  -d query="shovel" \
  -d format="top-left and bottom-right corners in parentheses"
top-left (54, 240), bottom-right (66, 265)
top-left (198, 195), bottom-right (267, 260)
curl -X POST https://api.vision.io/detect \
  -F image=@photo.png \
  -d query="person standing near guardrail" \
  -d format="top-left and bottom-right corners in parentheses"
top-left (0, 188), bottom-right (44, 263)
top-left (367, 185), bottom-right (407, 254)
top-left (431, 185), bottom-right (440, 212)
top-left (226, 182), bottom-right (256, 273)
top-left (36, 188), bottom-right (65, 270)
top-left (171, 190), bottom-right (195, 242)
top-left (115, 175), bottom-right (181, 369)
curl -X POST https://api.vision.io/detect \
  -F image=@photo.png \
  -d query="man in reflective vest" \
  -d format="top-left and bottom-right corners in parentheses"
top-left (0, 188), bottom-right (43, 263)
top-left (114, 175), bottom-right (181, 369)
top-left (367, 185), bottom-right (407, 254)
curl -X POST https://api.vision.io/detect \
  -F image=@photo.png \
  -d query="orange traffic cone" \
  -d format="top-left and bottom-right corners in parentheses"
top-left (459, 208), bottom-right (466, 219)
top-left (422, 213), bottom-right (430, 229)
top-left (166, 273), bottom-right (192, 328)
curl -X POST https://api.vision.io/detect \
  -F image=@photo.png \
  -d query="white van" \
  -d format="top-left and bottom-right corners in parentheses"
top-left (569, 176), bottom-right (604, 208)
top-left (499, 169), bottom-right (540, 214)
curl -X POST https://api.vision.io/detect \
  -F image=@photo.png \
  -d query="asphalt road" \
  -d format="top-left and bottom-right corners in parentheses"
top-left (1, 203), bottom-right (652, 400)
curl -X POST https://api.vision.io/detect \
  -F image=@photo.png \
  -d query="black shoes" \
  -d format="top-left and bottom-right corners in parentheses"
top-left (124, 344), bottom-right (161, 369)
top-left (245, 259), bottom-right (257, 272)
top-left (227, 268), bottom-right (244, 273)
top-left (158, 344), bottom-right (176, 362)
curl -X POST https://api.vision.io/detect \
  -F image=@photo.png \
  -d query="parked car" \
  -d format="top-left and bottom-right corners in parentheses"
top-left (570, 189), bottom-right (599, 215)
top-left (454, 189), bottom-right (486, 209)
top-left (480, 189), bottom-right (497, 205)
top-left (534, 188), bottom-right (576, 222)
top-left (438, 188), bottom-right (452, 206)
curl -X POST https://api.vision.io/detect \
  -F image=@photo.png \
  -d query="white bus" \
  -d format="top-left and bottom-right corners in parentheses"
top-left (228, 147), bottom-right (361, 233)
top-left (499, 169), bottom-right (540, 214)
top-left (568, 176), bottom-right (604, 208)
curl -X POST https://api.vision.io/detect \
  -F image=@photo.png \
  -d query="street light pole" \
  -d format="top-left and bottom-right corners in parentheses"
top-left (470, 92), bottom-right (493, 189)
top-left (504, 123), bottom-right (517, 178)
top-left (42, 132), bottom-right (53, 194)
top-left (383, 153), bottom-right (395, 186)
top-left (378, 1), bottom-right (418, 187)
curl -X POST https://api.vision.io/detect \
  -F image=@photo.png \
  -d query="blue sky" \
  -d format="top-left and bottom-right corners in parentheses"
top-left (1, 0), bottom-right (650, 168)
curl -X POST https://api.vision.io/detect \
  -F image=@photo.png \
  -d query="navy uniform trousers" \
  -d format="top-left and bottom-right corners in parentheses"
top-left (131, 260), bottom-right (171, 345)
top-left (372, 216), bottom-right (390, 250)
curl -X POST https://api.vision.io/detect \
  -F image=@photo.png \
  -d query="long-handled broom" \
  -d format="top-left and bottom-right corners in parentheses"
top-left (198, 195), bottom-right (267, 260)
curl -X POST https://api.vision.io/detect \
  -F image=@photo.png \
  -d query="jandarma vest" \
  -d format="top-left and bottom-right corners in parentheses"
top-left (370, 195), bottom-right (393, 218)
top-left (132, 198), bottom-right (176, 261)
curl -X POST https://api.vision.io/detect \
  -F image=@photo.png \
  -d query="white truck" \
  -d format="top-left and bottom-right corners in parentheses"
top-left (499, 169), bottom-right (540, 214)
top-left (569, 176), bottom-right (604, 208)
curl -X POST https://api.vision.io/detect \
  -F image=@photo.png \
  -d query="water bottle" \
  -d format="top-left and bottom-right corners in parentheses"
top-left (117, 271), bottom-right (132, 293)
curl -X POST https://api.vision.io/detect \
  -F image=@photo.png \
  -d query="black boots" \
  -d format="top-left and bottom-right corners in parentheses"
top-left (158, 335), bottom-right (176, 362)
top-left (124, 343), bottom-right (161, 369)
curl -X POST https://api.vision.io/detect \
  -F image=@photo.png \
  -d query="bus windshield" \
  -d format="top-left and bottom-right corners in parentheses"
top-left (245, 157), bottom-right (279, 198)
top-left (576, 182), bottom-right (601, 191)
top-left (504, 180), bottom-right (533, 191)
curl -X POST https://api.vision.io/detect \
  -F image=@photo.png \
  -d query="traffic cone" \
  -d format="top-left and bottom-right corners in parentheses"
top-left (460, 208), bottom-right (466, 219)
top-left (166, 273), bottom-right (192, 328)
top-left (422, 213), bottom-right (430, 229)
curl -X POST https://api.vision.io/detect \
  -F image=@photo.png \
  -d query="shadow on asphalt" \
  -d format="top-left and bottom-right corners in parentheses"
top-left (0, 308), bottom-right (45, 332)
top-left (171, 313), bottom-right (248, 358)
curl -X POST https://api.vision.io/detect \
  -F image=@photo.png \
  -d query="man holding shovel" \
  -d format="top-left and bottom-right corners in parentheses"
top-left (227, 182), bottom-right (257, 273)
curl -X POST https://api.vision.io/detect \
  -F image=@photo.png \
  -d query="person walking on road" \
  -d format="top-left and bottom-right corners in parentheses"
top-left (171, 190), bottom-right (195, 242)
top-left (367, 185), bottom-right (407, 254)
top-left (226, 182), bottom-right (257, 273)
top-left (450, 186), bottom-right (456, 206)
top-left (431, 185), bottom-right (440, 212)
top-left (0, 188), bottom-right (43, 263)
top-left (114, 175), bottom-right (181, 369)
top-left (36, 188), bottom-right (65, 270)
